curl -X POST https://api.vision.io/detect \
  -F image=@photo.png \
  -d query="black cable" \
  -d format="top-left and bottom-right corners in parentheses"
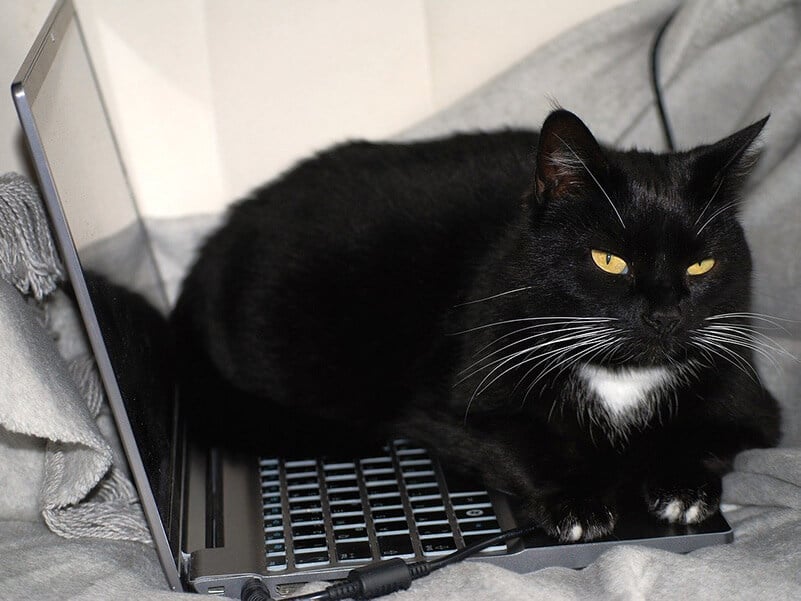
top-left (427, 524), bottom-right (535, 571)
top-left (650, 9), bottom-right (679, 151)
top-left (241, 524), bottom-right (538, 601)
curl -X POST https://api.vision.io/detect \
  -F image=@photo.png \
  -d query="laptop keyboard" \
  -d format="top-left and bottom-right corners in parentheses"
top-left (259, 440), bottom-right (506, 573)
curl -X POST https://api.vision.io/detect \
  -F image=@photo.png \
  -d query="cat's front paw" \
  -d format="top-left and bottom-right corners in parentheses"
top-left (645, 470), bottom-right (721, 525)
top-left (530, 493), bottom-right (618, 543)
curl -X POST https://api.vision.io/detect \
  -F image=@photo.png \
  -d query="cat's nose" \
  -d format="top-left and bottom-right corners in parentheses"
top-left (642, 307), bottom-right (682, 334)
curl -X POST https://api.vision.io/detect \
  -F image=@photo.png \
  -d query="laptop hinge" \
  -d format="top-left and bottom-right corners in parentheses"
top-left (179, 550), bottom-right (192, 577)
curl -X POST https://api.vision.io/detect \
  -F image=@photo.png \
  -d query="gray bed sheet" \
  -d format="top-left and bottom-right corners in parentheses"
top-left (2, 0), bottom-right (801, 599)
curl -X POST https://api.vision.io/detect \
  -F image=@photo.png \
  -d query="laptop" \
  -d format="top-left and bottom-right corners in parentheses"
top-left (11, 1), bottom-right (733, 598)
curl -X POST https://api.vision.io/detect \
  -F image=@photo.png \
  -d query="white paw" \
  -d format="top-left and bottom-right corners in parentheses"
top-left (566, 523), bottom-right (583, 542)
top-left (652, 497), bottom-right (709, 525)
top-left (553, 510), bottom-right (616, 543)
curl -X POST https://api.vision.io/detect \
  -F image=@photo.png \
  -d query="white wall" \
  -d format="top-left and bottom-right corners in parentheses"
top-left (0, 0), bottom-right (54, 177)
top-left (1, 0), bottom-right (628, 218)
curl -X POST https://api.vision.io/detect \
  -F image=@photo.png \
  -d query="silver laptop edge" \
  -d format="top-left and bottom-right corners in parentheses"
top-left (11, 0), bottom-right (182, 589)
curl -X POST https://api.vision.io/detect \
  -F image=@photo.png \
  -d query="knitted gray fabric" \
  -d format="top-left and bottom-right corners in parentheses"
top-left (0, 173), bottom-right (62, 301)
top-left (42, 356), bottom-right (151, 544)
top-left (0, 172), bottom-right (150, 544)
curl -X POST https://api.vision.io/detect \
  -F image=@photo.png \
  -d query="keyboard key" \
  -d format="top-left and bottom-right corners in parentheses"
top-left (325, 473), bottom-right (358, 484)
top-left (285, 474), bottom-right (318, 485)
top-left (333, 526), bottom-right (367, 541)
top-left (290, 515), bottom-right (323, 527)
top-left (418, 522), bottom-right (452, 536)
top-left (323, 461), bottom-right (356, 470)
top-left (449, 492), bottom-right (491, 506)
top-left (266, 555), bottom-right (287, 571)
top-left (421, 536), bottom-right (456, 556)
top-left (294, 551), bottom-right (330, 566)
top-left (289, 510), bottom-right (323, 524)
top-left (292, 524), bottom-right (325, 538)
top-left (289, 488), bottom-right (321, 499)
top-left (404, 474), bottom-right (437, 486)
top-left (266, 542), bottom-right (286, 554)
top-left (324, 467), bottom-right (356, 477)
top-left (407, 487), bottom-right (440, 498)
top-left (369, 496), bottom-right (402, 508)
top-left (454, 507), bottom-right (493, 520)
top-left (366, 483), bottom-right (400, 495)
top-left (361, 456), bottom-right (393, 466)
top-left (413, 511), bottom-right (447, 523)
top-left (264, 517), bottom-right (283, 529)
top-left (285, 459), bottom-right (317, 470)
top-left (363, 470), bottom-right (395, 483)
top-left (290, 500), bottom-right (322, 512)
top-left (263, 494), bottom-right (281, 506)
top-left (328, 490), bottom-right (361, 502)
top-left (326, 484), bottom-right (360, 494)
top-left (263, 504), bottom-right (282, 516)
top-left (399, 459), bottom-right (432, 468)
top-left (262, 484), bottom-right (280, 494)
top-left (372, 507), bottom-right (405, 520)
top-left (265, 529), bottom-right (284, 541)
top-left (332, 513), bottom-right (365, 527)
top-left (459, 518), bottom-right (500, 533)
top-left (336, 540), bottom-right (372, 562)
top-left (329, 501), bottom-right (363, 514)
top-left (410, 498), bottom-right (444, 510)
top-left (287, 478), bottom-right (320, 488)
top-left (375, 519), bottom-right (408, 534)
top-left (377, 534), bottom-right (414, 558)
top-left (294, 536), bottom-right (327, 551)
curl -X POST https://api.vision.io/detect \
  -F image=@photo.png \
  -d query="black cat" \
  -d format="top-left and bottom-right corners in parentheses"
top-left (172, 109), bottom-right (780, 542)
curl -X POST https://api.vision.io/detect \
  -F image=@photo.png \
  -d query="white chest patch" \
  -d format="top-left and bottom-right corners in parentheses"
top-left (579, 365), bottom-right (673, 416)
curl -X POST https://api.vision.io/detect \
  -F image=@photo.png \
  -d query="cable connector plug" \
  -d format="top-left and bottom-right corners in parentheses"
top-left (324, 558), bottom-right (430, 600)
top-left (241, 578), bottom-right (274, 601)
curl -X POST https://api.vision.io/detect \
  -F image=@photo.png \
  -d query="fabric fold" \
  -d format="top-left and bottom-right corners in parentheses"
top-left (0, 173), bottom-right (149, 544)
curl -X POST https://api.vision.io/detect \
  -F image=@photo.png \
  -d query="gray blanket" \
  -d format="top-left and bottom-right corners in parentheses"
top-left (2, 0), bottom-right (801, 599)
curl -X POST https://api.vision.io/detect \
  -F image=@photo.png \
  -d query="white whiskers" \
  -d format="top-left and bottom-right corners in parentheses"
top-left (553, 133), bottom-right (626, 229)
top-left (454, 286), bottom-right (533, 307)
top-left (695, 200), bottom-right (743, 235)
top-left (688, 313), bottom-right (799, 383)
top-left (693, 177), bottom-right (726, 229)
top-left (453, 309), bottom-right (795, 436)
top-left (454, 316), bottom-right (621, 423)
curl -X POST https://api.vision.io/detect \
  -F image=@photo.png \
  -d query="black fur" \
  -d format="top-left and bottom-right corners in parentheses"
top-left (172, 110), bottom-right (780, 542)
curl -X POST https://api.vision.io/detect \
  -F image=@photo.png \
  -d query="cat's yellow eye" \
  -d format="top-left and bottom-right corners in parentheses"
top-left (687, 258), bottom-right (716, 276)
top-left (591, 249), bottom-right (629, 275)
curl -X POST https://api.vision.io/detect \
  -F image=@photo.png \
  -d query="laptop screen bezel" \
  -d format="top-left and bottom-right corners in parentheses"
top-left (11, 0), bottom-right (183, 590)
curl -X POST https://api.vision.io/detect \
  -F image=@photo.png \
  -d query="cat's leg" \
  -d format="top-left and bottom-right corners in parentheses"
top-left (639, 391), bottom-right (780, 525)
top-left (643, 460), bottom-right (722, 525)
top-left (521, 472), bottom-right (620, 542)
top-left (393, 406), bottom-right (621, 542)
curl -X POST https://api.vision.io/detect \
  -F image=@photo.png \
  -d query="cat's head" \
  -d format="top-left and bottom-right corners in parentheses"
top-left (528, 109), bottom-right (767, 369)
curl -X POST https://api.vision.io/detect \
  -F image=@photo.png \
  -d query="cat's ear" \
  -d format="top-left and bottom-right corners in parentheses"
top-left (691, 115), bottom-right (769, 192)
top-left (534, 110), bottom-right (607, 203)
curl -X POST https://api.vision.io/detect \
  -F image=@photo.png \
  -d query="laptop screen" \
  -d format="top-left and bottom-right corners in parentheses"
top-left (13, 0), bottom-right (182, 588)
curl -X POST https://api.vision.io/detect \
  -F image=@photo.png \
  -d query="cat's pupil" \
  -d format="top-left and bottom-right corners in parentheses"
top-left (606, 253), bottom-right (612, 265)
